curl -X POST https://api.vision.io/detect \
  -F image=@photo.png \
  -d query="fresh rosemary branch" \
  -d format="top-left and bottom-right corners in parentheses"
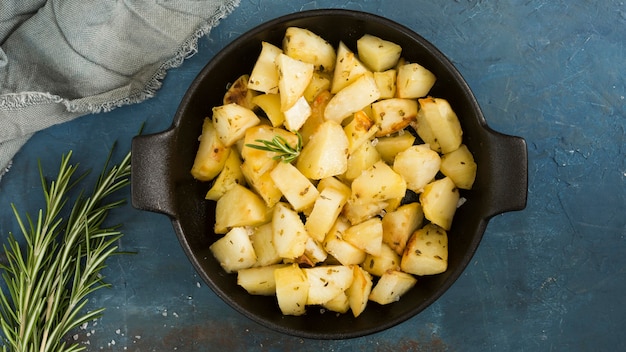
top-left (245, 132), bottom-right (303, 163)
top-left (0, 147), bottom-right (131, 352)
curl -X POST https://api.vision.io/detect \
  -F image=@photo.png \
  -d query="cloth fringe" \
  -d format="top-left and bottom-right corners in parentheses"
top-left (0, 91), bottom-right (64, 111)
top-left (0, 160), bottom-right (11, 181)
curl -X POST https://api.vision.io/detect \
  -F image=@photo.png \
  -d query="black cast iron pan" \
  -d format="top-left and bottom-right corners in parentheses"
top-left (130, 9), bottom-right (528, 339)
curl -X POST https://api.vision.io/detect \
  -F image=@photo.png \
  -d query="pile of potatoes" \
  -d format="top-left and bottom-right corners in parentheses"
top-left (190, 27), bottom-right (477, 317)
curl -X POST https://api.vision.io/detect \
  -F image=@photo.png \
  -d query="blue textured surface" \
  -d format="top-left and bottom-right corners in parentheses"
top-left (1, 0), bottom-right (625, 350)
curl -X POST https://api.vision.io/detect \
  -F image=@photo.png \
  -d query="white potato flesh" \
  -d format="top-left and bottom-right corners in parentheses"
top-left (374, 132), bottom-right (416, 164)
top-left (416, 97), bottom-right (463, 154)
top-left (303, 237), bottom-right (328, 265)
top-left (272, 203), bottom-right (310, 259)
top-left (214, 184), bottom-right (270, 234)
top-left (382, 202), bottom-right (424, 255)
top-left (344, 110), bottom-right (379, 154)
top-left (384, 197), bottom-right (403, 214)
top-left (343, 140), bottom-right (381, 182)
top-left (351, 161), bottom-right (407, 204)
top-left (248, 41), bottom-right (282, 94)
top-left (212, 103), bottom-right (261, 147)
top-left (283, 27), bottom-right (336, 72)
top-left (270, 161), bottom-right (319, 212)
top-left (357, 34), bottom-right (402, 72)
top-left (343, 217), bottom-right (384, 257)
top-left (250, 223), bottom-right (282, 267)
top-left (373, 69), bottom-right (397, 99)
top-left (343, 196), bottom-right (388, 226)
top-left (300, 89), bottom-right (331, 144)
top-left (205, 147), bottom-right (245, 201)
top-left (210, 227), bottom-right (257, 273)
top-left (330, 41), bottom-right (370, 94)
top-left (371, 98), bottom-right (418, 137)
top-left (393, 144), bottom-right (442, 193)
top-left (316, 176), bottom-right (351, 195)
top-left (240, 161), bottom-right (283, 208)
top-left (274, 264), bottom-right (309, 316)
top-left (413, 111), bottom-right (441, 153)
top-left (276, 53), bottom-right (314, 111)
top-left (296, 120), bottom-right (349, 180)
top-left (362, 243), bottom-right (401, 277)
top-left (420, 177), bottom-right (460, 230)
top-left (440, 144), bottom-right (477, 190)
top-left (305, 186), bottom-right (350, 243)
top-left (368, 270), bottom-right (417, 305)
top-left (347, 265), bottom-right (373, 317)
top-left (324, 72), bottom-right (381, 124)
top-left (191, 118), bottom-right (230, 182)
top-left (283, 95), bottom-right (311, 131)
top-left (252, 93), bottom-right (284, 127)
top-left (305, 265), bottom-right (354, 305)
top-left (303, 72), bottom-right (331, 103)
top-left (322, 291), bottom-right (350, 314)
top-left (396, 62), bottom-right (436, 99)
top-left (323, 216), bottom-right (367, 266)
top-left (237, 264), bottom-right (289, 295)
top-left (401, 224), bottom-right (448, 276)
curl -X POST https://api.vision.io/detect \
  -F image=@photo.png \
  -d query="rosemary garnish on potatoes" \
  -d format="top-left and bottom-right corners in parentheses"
top-left (245, 131), bottom-right (303, 163)
top-left (0, 147), bottom-right (131, 352)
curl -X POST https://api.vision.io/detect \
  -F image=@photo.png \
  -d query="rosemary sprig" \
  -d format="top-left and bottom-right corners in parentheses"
top-left (245, 132), bottom-right (303, 163)
top-left (0, 146), bottom-right (131, 352)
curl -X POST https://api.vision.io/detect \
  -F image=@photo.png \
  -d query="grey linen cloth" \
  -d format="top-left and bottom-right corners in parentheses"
top-left (0, 0), bottom-right (240, 180)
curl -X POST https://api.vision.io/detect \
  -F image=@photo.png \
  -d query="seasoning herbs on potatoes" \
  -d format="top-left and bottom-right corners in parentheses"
top-left (190, 27), bottom-right (477, 317)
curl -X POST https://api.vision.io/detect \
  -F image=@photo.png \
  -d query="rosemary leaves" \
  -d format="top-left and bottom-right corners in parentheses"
top-left (245, 131), bottom-right (303, 163)
top-left (0, 147), bottom-right (131, 352)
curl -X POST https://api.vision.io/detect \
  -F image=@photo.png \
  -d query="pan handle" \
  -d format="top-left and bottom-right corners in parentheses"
top-left (482, 129), bottom-right (528, 219)
top-left (130, 129), bottom-right (178, 218)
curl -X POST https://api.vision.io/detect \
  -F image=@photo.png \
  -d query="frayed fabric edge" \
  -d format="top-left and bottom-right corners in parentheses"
top-left (0, 159), bottom-right (12, 182)
top-left (0, 91), bottom-right (65, 111)
top-left (0, 0), bottom-right (241, 115)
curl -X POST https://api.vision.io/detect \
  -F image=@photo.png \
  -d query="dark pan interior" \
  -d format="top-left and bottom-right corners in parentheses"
top-left (132, 9), bottom-right (527, 339)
